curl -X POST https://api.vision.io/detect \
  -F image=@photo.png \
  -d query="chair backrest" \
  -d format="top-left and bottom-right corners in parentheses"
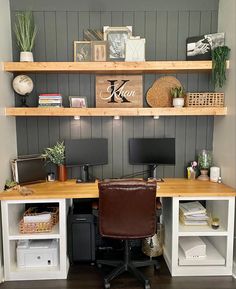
top-left (98, 179), bottom-right (157, 239)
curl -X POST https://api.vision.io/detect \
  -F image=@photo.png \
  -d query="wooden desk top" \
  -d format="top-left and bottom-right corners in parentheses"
top-left (0, 178), bottom-right (235, 201)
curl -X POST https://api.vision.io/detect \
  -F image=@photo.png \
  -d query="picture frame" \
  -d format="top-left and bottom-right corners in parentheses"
top-left (103, 26), bottom-right (132, 60)
top-left (69, 96), bottom-right (87, 108)
top-left (74, 41), bottom-right (91, 62)
top-left (83, 29), bottom-right (103, 41)
top-left (186, 32), bottom-right (225, 60)
top-left (91, 41), bottom-right (108, 61)
top-left (125, 38), bottom-right (146, 61)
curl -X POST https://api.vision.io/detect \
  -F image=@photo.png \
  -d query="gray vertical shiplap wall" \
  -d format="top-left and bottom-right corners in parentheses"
top-left (10, 0), bottom-right (218, 179)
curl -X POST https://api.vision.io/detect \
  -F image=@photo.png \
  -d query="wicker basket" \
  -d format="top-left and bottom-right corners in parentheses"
top-left (19, 207), bottom-right (59, 234)
top-left (186, 92), bottom-right (224, 107)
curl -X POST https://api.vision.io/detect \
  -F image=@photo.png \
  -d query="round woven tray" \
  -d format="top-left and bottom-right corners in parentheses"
top-left (146, 76), bottom-right (182, 107)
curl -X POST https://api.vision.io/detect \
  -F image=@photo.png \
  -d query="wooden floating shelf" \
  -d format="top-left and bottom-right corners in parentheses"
top-left (5, 107), bottom-right (227, 117)
top-left (4, 60), bottom-right (229, 74)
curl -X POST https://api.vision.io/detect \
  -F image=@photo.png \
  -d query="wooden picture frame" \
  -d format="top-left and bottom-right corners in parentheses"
top-left (91, 41), bottom-right (108, 61)
top-left (103, 26), bottom-right (132, 60)
top-left (74, 41), bottom-right (91, 62)
top-left (69, 96), bottom-right (87, 108)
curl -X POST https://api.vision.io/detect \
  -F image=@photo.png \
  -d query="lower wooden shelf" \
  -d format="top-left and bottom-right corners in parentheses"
top-left (5, 107), bottom-right (227, 117)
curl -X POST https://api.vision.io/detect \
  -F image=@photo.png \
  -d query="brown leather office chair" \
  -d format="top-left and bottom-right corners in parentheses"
top-left (97, 179), bottom-right (160, 289)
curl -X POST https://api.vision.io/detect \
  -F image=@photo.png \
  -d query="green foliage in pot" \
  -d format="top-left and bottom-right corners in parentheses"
top-left (14, 11), bottom-right (37, 52)
top-left (4, 180), bottom-right (17, 190)
top-left (198, 150), bottom-right (213, 170)
top-left (170, 86), bottom-right (185, 98)
top-left (41, 141), bottom-right (65, 166)
top-left (212, 46), bottom-right (230, 88)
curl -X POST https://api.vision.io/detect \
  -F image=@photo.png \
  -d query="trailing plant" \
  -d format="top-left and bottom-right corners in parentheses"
top-left (170, 86), bottom-right (185, 98)
top-left (212, 46), bottom-right (230, 88)
top-left (41, 141), bottom-right (65, 166)
top-left (14, 11), bottom-right (37, 52)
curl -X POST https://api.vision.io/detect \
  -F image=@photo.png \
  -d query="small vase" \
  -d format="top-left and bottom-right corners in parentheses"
top-left (173, 98), bottom-right (184, 108)
top-left (57, 165), bottom-right (67, 182)
top-left (20, 51), bottom-right (34, 62)
top-left (198, 169), bottom-right (209, 181)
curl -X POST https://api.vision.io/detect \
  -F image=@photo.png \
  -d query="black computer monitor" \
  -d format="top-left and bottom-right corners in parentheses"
top-left (129, 138), bottom-right (175, 178)
top-left (65, 138), bottom-right (108, 182)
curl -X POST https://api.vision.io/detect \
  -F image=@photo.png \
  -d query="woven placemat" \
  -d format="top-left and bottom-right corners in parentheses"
top-left (146, 76), bottom-right (182, 107)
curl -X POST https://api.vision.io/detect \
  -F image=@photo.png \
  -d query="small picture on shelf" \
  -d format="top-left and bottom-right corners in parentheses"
top-left (91, 41), bottom-right (108, 61)
top-left (74, 41), bottom-right (91, 62)
top-left (69, 96), bottom-right (87, 108)
top-left (103, 26), bottom-right (132, 60)
top-left (186, 32), bottom-right (225, 60)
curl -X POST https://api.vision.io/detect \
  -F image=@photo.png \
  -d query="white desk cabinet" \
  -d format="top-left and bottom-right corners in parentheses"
top-left (1, 199), bottom-right (69, 281)
top-left (162, 196), bottom-right (235, 276)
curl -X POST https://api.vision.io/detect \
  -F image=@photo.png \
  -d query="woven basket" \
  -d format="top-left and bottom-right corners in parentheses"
top-left (186, 93), bottom-right (224, 107)
top-left (19, 207), bottom-right (59, 234)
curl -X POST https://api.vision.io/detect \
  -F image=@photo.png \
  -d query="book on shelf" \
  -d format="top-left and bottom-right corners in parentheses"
top-left (38, 103), bottom-right (62, 107)
top-left (179, 201), bottom-right (206, 216)
top-left (179, 214), bottom-right (209, 226)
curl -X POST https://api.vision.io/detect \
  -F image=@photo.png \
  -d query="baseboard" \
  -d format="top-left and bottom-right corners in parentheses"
top-left (232, 261), bottom-right (236, 279)
top-left (0, 265), bottom-right (4, 283)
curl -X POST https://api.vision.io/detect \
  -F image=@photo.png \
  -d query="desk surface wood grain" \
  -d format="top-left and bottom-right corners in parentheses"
top-left (0, 178), bottom-right (235, 200)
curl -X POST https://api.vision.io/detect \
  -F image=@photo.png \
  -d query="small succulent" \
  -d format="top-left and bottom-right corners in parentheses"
top-left (41, 141), bottom-right (65, 166)
top-left (170, 86), bottom-right (185, 98)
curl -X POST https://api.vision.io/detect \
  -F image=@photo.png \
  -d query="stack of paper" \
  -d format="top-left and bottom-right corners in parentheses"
top-left (179, 201), bottom-right (209, 226)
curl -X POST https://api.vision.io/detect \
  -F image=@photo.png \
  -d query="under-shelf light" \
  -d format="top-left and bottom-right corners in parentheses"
top-left (74, 116), bottom-right (80, 120)
top-left (153, 115), bottom-right (159, 120)
top-left (113, 116), bottom-right (120, 120)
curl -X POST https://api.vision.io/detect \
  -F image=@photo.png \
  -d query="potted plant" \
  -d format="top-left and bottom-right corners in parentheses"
top-left (170, 86), bottom-right (185, 108)
top-left (41, 141), bottom-right (67, 182)
top-left (212, 46), bottom-right (230, 88)
top-left (14, 11), bottom-right (37, 62)
top-left (197, 149), bottom-right (213, 181)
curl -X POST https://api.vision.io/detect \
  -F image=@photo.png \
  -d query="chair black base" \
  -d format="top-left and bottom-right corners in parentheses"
top-left (97, 239), bottom-right (160, 289)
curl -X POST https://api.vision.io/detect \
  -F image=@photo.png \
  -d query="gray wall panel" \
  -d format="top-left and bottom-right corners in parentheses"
top-left (12, 2), bottom-right (217, 180)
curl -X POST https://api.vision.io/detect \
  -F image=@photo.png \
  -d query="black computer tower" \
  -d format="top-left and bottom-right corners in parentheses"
top-left (67, 203), bottom-right (96, 263)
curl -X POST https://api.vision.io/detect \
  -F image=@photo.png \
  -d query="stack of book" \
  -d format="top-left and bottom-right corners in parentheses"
top-left (38, 94), bottom-right (62, 107)
top-left (179, 201), bottom-right (209, 226)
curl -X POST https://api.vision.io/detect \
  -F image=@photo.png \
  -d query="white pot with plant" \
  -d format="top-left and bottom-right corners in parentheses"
top-left (170, 86), bottom-right (185, 108)
top-left (14, 11), bottom-right (37, 62)
top-left (41, 141), bottom-right (67, 182)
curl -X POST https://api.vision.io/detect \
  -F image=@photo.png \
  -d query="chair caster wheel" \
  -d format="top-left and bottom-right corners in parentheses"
top-left (154, 264), bottom-right (160, 271)
top-left (104, 281), bottom-right (110, 289)
top-left (97, 263), bottom-right (102, 269)
top-left (144, 284), bottom-right (150, 289)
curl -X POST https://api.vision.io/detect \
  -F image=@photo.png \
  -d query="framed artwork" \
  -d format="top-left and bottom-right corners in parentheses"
top-left (103, 26), bottom-right (132, 60)
top-left (74, 41), bottom-right (91, 62)
top-left (83, 29), bottom-right (103, 41)
top-left (96, 75), bottom-right (143, 108)
top-left (91, 41), bottom-right (108, 61)
top-left (125, 38), bottom-right (146, 61)
top-left (186, 32), bottom-right (225, 60)
top-left (69, 96), bottom-right (87, 108)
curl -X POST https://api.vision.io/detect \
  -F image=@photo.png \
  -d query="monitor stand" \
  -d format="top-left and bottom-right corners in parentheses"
top-left (149, 165), bottom-right (157, 179)
top-left (81, 165), bottom-right (90, 182)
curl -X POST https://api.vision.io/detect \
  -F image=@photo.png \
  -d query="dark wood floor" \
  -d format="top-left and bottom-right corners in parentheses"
top-left (0, 258), bottom-right (236, 289)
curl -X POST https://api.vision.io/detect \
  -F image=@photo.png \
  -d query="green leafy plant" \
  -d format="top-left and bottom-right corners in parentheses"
top-left (41, 141), bottom-right (65, 166)
top-left (14, 11), bottom-right (37, 52)
top-left (170, 86), bottom-right (185, 98)
top-left (4, 180), bottom-right (17, 190)
top-left (198, 150), bottom-right (213, 170)
top-left (212, 46), bottom-right (230, 88)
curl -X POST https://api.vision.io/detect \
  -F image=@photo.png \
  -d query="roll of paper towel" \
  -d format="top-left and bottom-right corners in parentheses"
top-left (210, 167), bottom-right (220, 182)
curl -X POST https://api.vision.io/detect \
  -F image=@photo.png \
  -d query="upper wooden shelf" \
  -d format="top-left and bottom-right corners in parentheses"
top-left (5, 107), bottom-right (227, 117)
top-left (4, 60), bottom-right (228, 74)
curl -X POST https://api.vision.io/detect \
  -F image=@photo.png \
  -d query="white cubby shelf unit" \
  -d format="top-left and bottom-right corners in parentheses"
top-left (162, 196), bottom-right (235, 276)
top-left (1, 199), bottom-right (69, 281)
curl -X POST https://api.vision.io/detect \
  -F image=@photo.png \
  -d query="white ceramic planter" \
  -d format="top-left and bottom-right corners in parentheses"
top-left (173, 97), bottom-right (184, 108)
top-left (20, 51), bottom-right (34, 62)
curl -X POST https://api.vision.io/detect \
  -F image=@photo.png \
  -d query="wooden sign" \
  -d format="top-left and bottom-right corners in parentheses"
top-left (96, 75), bottom-right (143, 108)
